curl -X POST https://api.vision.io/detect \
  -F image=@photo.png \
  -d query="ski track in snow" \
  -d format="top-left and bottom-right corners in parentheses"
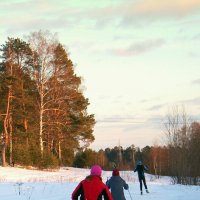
top-left (0, 166), bottom-right (199, 200)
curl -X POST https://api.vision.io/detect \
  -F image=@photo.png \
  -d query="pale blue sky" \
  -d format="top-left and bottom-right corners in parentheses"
top-left (1, 0), bottom-right (200, 149)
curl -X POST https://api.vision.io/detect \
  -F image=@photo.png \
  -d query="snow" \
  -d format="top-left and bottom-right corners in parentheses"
top-left (0, 166), bottom-right (199, 200)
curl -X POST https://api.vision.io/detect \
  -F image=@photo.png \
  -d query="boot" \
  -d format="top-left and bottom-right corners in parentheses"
top-left (141, 191), bottom-right (143, 195)
top-left (146, 189), bottom-right (149, 193)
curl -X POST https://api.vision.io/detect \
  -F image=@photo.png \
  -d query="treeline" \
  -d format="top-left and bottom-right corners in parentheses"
top-left (73, 120), bottom-right (200, 185)
top-left (0, 30), bottom-right (95, 168)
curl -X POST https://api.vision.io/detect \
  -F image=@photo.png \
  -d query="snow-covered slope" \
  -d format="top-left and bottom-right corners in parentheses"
top-left (0, 166), bottom-right (199, 200)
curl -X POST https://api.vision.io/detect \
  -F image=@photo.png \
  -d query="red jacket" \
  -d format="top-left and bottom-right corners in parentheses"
top-left (72, 175), bottom-right (113, 200)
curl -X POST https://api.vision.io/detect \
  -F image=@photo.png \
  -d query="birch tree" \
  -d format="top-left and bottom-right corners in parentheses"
top-left (164, 106), bottom-right (191, 183)
top-left (28, 30), bottom-right (58, 156)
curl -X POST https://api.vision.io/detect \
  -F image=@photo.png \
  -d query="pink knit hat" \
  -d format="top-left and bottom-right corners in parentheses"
top-left (90, 165), bottom-right (102, 176)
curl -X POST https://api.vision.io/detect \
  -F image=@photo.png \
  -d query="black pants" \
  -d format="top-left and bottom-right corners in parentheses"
top-left (139, 176), bottom-right (147, 191)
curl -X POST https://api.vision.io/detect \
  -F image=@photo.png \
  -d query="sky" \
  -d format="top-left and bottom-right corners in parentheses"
top-left (1, 0), bottom-right (200, 150)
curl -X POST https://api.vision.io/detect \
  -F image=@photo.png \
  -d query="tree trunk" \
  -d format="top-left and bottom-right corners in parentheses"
top-left (58, 140), bottom-right (62, 161)
top-left (9, 115), bottom-right (13, 165)
top-left (1, 145), bottom-right (6, 167)
top-left (154, 158), bottom-right (158, 177)
top-left (39, 90), bottom-right (44, 156)
top-left (2, 87), bottom-right (11, 167)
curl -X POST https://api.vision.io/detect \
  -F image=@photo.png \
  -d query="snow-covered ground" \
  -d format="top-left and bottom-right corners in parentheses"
top-left (0, 166), bottom-right (199, 200)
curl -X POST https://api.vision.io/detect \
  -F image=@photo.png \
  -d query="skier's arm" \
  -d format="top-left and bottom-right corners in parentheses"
top-left (100, 188), bottom-right (113, 200)
top-left (106, 179), bottom-right (111, 189)
top-left (144, 165), bottom-right (149, 171)
top-left (123, 180), bottom-right (129, 190)
top-left (134, 166), bottom-right (138, 172)
top-left (71, 182), bottom-right (83, 200)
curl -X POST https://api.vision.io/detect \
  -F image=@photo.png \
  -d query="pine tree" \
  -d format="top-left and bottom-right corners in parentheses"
top-left (0, 38), bottom-right (36, 166)
top-left (47, 43), bottom-right (95, 163)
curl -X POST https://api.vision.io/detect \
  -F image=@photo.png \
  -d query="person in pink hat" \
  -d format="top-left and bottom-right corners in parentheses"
top-left (72, 165), bottom-right (113, 200)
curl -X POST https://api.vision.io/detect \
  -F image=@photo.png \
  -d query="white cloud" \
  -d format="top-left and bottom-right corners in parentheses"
top-left (148, 104), bottom-right (165, 111)
top-left (111, 39), bottom-right (165, 56)
top-left (133, 0), bottom-right (200, 16)
top-left (87, 0), bottom-right (200, 26)
top-left (191, 79), bottom-right (200, 85)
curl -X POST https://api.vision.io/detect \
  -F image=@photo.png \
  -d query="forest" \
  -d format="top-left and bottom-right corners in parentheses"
top-left (74, 119), bottom-right (200, 186)
top-left (0, 31), bottom-right (200, 185)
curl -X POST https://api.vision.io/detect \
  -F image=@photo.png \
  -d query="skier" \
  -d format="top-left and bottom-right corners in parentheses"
top-left (72, 164), bottom-right (113, 200)
top-left (134, 160), bottom-right (149, 195)
top-left (106, 169), bottom-right (129, 200)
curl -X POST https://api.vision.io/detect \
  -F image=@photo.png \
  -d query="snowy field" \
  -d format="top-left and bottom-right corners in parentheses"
top-left (0, 166), bottom-right (199, 200)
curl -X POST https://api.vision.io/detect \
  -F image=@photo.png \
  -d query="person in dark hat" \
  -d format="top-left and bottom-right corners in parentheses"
top-left (106, 169), bottom-right (129, 200)
top-left (134, 160), bottom-right (149, 195)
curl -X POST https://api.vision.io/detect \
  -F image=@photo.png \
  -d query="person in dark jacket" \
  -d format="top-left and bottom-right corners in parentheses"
top-left (106, 169), bottom-right (129, 200)
top-left (72, 165), bottom-right (113, 200)
top-left (134, 160), bottom-right (149, 195)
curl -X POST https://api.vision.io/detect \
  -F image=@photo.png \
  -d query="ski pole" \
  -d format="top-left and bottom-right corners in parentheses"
top-left (128, 189), bottom-right (133, 200)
